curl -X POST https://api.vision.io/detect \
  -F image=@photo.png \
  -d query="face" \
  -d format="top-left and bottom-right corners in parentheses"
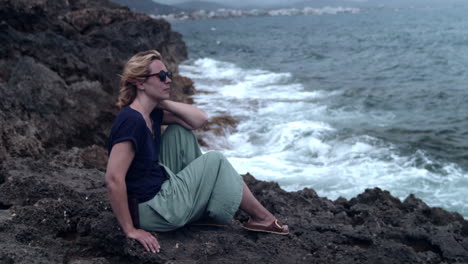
top-left (138, 60), bottom-right (172, 101)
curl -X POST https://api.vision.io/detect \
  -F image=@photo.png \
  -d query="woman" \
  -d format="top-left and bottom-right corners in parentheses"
top-left (105, 50), bottom-right (288, 254)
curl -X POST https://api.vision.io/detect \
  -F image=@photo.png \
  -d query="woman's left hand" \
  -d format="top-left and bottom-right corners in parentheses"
top-left (126, 228), bottom-right (161, 253)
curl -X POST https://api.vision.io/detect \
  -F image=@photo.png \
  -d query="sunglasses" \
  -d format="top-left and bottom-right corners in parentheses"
top-left (142, 70), bottom-right (173, 82)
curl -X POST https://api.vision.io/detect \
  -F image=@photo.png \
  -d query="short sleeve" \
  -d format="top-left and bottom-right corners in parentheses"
top-left (108, 117), bottom-right (146, 154)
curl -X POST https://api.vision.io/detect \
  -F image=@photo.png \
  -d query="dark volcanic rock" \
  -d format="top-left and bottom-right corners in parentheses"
top-left (0, 0), bottom-right (467, 263)
top-left (1, 157), bottom-right (467, 263)
top-left (0, 0), bottom-right (191, 158)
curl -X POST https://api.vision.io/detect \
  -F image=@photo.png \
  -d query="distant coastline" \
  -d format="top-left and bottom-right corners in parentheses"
top-left (152, 6), bottom-right (360, 21)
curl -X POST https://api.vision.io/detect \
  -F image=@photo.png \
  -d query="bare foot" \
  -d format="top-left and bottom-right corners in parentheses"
top-left (243, 217), bottom-right (289, 235)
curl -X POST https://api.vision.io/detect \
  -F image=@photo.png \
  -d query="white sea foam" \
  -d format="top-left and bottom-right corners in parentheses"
top-left (155, 6), bottom-right (360, 21)
top-left (180, 57), bottom-right (468, 217)
top-left (269, 6), bottom-right (360, 16)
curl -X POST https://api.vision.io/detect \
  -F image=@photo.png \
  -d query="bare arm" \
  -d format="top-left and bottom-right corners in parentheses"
top-left (105, 141), bottom-right (160, 253)
top-left (159, 100), bottom-right (208, 130)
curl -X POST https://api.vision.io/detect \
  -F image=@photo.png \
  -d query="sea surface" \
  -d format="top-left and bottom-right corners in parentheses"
top-left (172, 1), bottom-right (468, 218)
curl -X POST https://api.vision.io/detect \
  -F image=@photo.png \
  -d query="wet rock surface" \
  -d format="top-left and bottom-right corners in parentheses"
top-left (1, 0), bottom-right (467, 263)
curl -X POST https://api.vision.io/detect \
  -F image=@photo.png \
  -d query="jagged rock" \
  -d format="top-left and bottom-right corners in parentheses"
top-left (1, 157), bottom-right (467, 263)
top-left (0, 0), bottom-right (189, 159)
top-left (0, 0), bottom-right (467, 263)
top-left (195, 115), bottom-right (240, 149)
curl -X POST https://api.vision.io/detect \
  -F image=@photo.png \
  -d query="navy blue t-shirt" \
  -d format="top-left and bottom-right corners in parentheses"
top-left (108, 106), bottom-right (167, 203)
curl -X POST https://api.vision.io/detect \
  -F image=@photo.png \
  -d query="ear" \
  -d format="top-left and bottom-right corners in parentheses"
top-left (135, 80), bottom-right (145, 90)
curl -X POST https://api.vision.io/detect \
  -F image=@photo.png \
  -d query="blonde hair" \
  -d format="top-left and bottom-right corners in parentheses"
top-left (117, 50), bottom-right (163, 108)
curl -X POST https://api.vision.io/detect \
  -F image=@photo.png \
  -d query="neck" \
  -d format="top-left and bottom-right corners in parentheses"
top-left (130, 97), bottom-right (158, 117)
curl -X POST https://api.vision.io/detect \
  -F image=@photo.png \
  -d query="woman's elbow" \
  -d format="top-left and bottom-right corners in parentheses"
top-left (186, 116), bottom-right (208, 130)
top-left (196, 116), bottom-right (209, 129)
top-left (192, 113), bottom-right (208, 130)
top-left (105, 172), bottom-right (124, 190)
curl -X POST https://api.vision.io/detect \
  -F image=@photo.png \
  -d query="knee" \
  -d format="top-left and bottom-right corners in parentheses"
top-left (164, 124), bottom-right (194, 137)
top-left (204, 151), bottom-right (226, 161)
top-left (166, 124), bottom-right (188, 133)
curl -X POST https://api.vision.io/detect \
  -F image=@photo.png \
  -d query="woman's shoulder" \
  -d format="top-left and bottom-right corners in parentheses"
top-left (117, 106), bottom-right (144, 119)
top-left (108, 107), bottom-right (147, 153)
top-left (113, 107), bottom-right (146, 127)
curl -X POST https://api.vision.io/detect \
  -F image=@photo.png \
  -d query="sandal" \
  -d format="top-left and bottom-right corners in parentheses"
top-left (242, 219), bottom-right (289, 235)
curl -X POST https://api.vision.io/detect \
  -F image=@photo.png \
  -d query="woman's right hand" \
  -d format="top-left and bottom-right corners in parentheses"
top-left (126, 228), bottom-right (161, 253)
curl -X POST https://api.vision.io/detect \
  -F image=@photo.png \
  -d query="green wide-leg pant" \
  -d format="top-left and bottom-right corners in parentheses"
top-left (138, 124), bottom-right (243, 232)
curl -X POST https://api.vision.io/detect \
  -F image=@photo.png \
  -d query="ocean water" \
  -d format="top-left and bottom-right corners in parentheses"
top-left (172, 2), bottom-right (468, 218)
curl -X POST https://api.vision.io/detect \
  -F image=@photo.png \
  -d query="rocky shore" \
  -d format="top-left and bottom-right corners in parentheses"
top-left (1, 0), bottom-right (467, 263)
